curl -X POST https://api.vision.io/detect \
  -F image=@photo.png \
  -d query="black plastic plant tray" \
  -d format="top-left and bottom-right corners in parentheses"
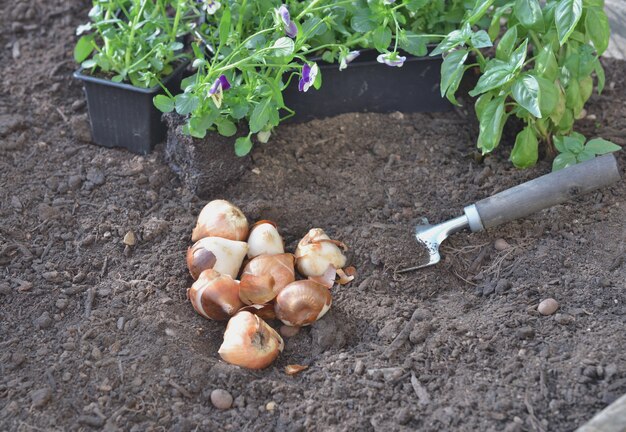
top-left (283, 49), bottom-right (450, 122)
top-left (73, 60), bottom-right (189, 155)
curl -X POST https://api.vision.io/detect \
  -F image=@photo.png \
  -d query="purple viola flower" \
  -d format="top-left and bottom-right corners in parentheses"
top-left (298, 63), bottom-right (319, 92)
top-left (277, 5), bottom-right (298, 39)
top-left (377, 52), bottom-right (406, 67)
top-left (208, 74), bottom-right (231, 108)
top-left (339, 50), bottom-right (360, 71)
top-left (201, 0), bottom-right (221, 14)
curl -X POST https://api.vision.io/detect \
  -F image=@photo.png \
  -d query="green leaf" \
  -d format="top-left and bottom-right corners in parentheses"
top-left (230, 102), bottom-right (249, 120)
top-left (585, 138), bottom-right (622, 154)
top-left (74, 35), bottom-right (94, 63)
top-left (511, 126), bottom-right (539, 168)
top-left (373, 26), bottom-right (393, 52)
top-left (579, 76), bottom-right (593, 103)
top-left (405, 0), bottom-right (429, 12)
top-left (216, 119), bottom-right (237, 137)
top-left (565, 80), bottom-right (583, 114)
top-left (430, 23), bottom-right (471, 56)
top-left (153, 94), bottom-right (175, 113)
top-left (302, 17), bottom-right (327, 37)
top-left (496, 26), bottom-right (518, 61)
top-left (234, 136), bottom-right (253, 156)
top-left (398, 31), bottom-right (427, 57)
top-left (475, 93), bottom-right (493, 120)
top-left (477, 96), bottom-right (507, 153)
top-left (509, 39), bottom-right (529, 71)
top-left (250, 98), bottom-right (272, 134)
top-left (553, 135), bottom-right (567, 153)
top-left (585, 7), bottom-right (610, 55)
top-left (469, 60), bottom-right (516, 97)
top-left (440, 49), bottom-right (469, 105)
top-left (563, 133), bottom-right (585, 153)
top-left (576, 149), bottom-right (596, 162)
top-left (514, 0), bottom-right (544, 31)
top-left (470, 30), bottom-right (492, 49)
top-left (536, 46), bottom-right (559, 81)
top-left (271, 37), bottom-right (295, 57)
top-left (174, 93), bottom-right (199, 115)
top-left (552, 152), bottom-right (577, 171)
top-left (351, 12), bottom-right (376, 33)
top-left (219, 8), bottom-right (231, 47)
top-left (467, 0), bottom-right (496, 25)
top-left (512, 74), bottom-right (542, 118)
top-left (594, 60), bottom-right (605, 93)
top-left (555, 0), bottom-right (583, 45)
top-left (536, 76), bottom-right (559, 117)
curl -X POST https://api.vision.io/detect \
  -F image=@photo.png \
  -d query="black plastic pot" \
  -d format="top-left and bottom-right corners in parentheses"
top-left (73, 60), bottom-right (189, 155)
top-left (283, 49), bottom-right (449, 122)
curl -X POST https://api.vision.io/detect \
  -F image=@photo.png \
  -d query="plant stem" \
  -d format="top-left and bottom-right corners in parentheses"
top-left (170, 0), bottom-right (182, 41)
top-left (125, 0), bottom-right (149, 71)
top-left (236, 0), bottom-right (247, 36)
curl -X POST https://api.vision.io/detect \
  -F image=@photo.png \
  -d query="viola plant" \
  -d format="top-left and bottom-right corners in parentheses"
top-left (74, 0), bottom-right (197, 88)
top-left (435, 0), bottom-right (619, 169)
top-left (154, 0), bottom-right (468, 155)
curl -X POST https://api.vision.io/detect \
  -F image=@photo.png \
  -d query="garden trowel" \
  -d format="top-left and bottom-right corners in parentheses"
top-left (401, 154), bottom-right (621, 272)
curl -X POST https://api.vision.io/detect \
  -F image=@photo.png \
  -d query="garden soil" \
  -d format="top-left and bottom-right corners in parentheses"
top-left (1, 1), bottom-right (625, 431)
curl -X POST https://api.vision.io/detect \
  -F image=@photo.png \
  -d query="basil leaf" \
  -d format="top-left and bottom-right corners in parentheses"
top-left (514, 0), bottom-right (544, 31)
top-left (440, 49), bottom-right (469, 104)
top-left (477, 96), bottom-right (507, 153)
top-left (512, 74), bottom-right (542, 118)
top-left (536, 46), bottom-right (558, 81)
top-left (510, 126), bottom-right (539, 168)
top-left (555, 0), bottom-right (582, 45)
top-left (536, 76), bottom-right (559, 117)
top-left (470, 30), bottom-right (492, 49)
top-left (585, 138), bottom-right (621, 155)
top-left (585, 7), bottom-right (610, 55)
top-left (509, 39), bottom-right (529, 71)
top-left (552, 152), bottom-right (577, 171)
top-left (496, 26), bottom-right (518, 61)
top-left (469, 60), bottom-right (516, 97)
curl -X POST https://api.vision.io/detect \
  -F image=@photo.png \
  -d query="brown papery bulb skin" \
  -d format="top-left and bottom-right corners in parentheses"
top-left (218, 311), bottom-right (284, 369)
top-left (274, 280), bottom-right (332, 327)
top-left (191, 200), bottom-right (249, 242)
top-left (239, 254), bottom-right (295, 305)
top-left (186, 237), bottom-right (248, 280)
top-left (187, 269), bottom-right (244, 321)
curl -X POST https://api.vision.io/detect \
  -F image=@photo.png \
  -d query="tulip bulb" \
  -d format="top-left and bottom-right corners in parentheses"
top-left (274, 280), bottom-right (332, 327)
top-left (187, 237), bottom-right (248, 279)
top-left (192, 200), bottom-right (249, 242)
top-left (187, 269), bottom-right (244, 321)
top-left (239, 253), bottom-right (295, 305)
top-left (295, 228), bottom-right (347, 277)
top-left (247, 221), bottom-right (284, 259)
top-left (218, 311), bottom-right (284, 369)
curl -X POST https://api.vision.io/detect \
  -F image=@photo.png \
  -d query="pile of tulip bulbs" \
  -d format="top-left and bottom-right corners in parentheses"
top-left (185, 200), bottom-right (354, 369)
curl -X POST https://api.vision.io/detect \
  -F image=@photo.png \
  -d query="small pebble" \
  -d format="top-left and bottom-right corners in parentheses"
top-left (34, 311), bottom-right (53, 329)
top-left (123, 231), bottom-right (136, 246)
top-left (494, 239), bottom-right (510, 251)
top-left (210, 389), bottom-right (233, 410)
top-left (266, 401), bottom-right (277, 412)
top-left (538, 298), bottom-right (559, 316)
top-left (30, 388), bottom-right (52, 408)
top-left (516, 326), bottom-right (535, 340)
top-left (0, 283), bottom-right (11, 295)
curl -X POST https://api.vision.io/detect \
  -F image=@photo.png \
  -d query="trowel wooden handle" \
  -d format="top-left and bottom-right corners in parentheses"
top-left (472, 154), bottom-right (621, 231)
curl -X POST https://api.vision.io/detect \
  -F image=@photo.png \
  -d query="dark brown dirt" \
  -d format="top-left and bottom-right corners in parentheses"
top-left (1, 1), bottom-right (625, 431)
